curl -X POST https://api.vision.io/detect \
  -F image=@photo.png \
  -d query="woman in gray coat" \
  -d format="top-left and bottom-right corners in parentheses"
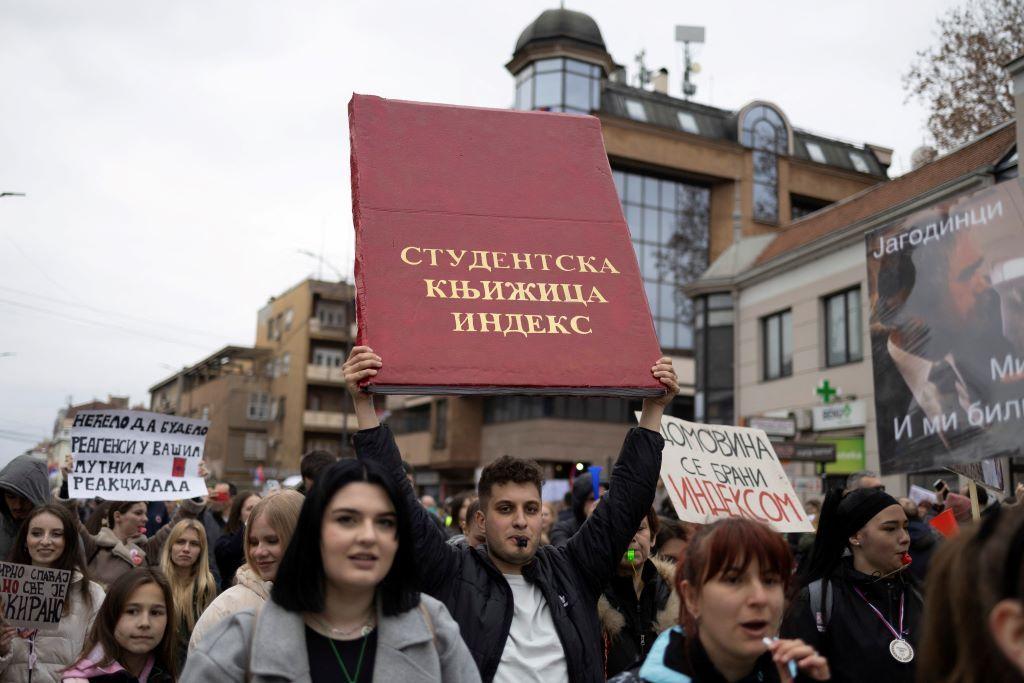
top-left (183, 457), bottom-right (479, 683)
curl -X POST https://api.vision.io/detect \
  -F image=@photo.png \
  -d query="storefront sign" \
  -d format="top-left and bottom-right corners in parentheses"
top-left (772, 441), bottom-right (837, 463)
top-left (812, 400), bottom-right (866, 431)
top-left (821, 436), bottom-right (866, 475)
top-left (748, 417), bottom-right (796, 438)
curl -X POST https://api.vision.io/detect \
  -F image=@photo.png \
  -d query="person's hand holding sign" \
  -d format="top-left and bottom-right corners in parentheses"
top-left (638, 356), bottom-right (678, 432)
top-left (0, 624), bottom-right (15, 657)
top-left (342, 346), bottom-right (383, 431)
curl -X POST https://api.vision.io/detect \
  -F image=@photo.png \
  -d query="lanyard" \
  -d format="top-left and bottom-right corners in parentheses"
top-left (852, 586), bottom-right (905, 640)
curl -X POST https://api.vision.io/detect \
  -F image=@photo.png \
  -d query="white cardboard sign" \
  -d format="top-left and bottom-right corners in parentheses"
top-left (69, 409), bottom-right (209, 501)
top-left (0, 562), bottom-right (71, 632)
top-left (652, 414), bottom-right (814, 533)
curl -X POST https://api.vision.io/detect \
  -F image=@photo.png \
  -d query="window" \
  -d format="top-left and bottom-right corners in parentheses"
top-left (612, 168), bottom-right (710, 351)
top-left (280, 352), bottom-right (290, 376)
top-left (243, 433), bottom-right (268, 461)
top-left (283, 309), bottom-right (293, 331)
top-left (312, 348), bottom-right (345, 367)
top-left (317, 303), bottom-right (347, 328)
top-left (513, 58), bottom-right (601, 114)
top-left (762, 310), bottom-right (793, 380)
top-left (824, 288), bottom-right (863, 366)
top-left (848, 151), bottom-right (870, 173)
top-left (740, 105), bottom-right (788, 224)
top-left (805, 141), bottom-right (826, 164)
top-left (247, 392), bottom-right (271, 421)
top-left (677, 111), bottom-right (699, 134)
top-left (624, 99), bottom-right (647, 121)
top-left (432, 400), bottom-right (448, 450)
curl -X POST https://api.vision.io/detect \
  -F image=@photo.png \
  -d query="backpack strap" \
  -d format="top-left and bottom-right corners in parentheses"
top-left (808, 579), bottom-right (833, 633)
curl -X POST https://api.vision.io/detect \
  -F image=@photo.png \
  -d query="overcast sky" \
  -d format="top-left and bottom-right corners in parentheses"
top-left (0, 0), bottom-right (965, 460)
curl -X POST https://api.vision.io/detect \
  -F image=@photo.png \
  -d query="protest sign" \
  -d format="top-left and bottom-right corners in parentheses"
top-left (0, 562), bottom-right (71, 632)
top-left (652, 414), bottom-right (813, 533)
top-left (69, 410), bottom-right (209, 501)
top-left (349, 94), bottom-right (663, 397)
top-left (866, 179), bottom-right (1024, 474)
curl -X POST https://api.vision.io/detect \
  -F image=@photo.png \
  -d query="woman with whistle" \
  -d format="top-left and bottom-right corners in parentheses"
top-left (611, 517), bottom-right (829, 683)
top-left (781, 486), bottom-right (922, 683)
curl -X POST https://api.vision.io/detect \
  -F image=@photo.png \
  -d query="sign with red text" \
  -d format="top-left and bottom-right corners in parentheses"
top-left (69, 410), bottom-right (209, 501)
top-left (350, 94), bottom-right (663, 397)
top-left (866, 180), bottom-right (1024, 474)
top-left (0, 562), bottom-right (71, 632)
top-left (654, 415), bottom-right (813, 532)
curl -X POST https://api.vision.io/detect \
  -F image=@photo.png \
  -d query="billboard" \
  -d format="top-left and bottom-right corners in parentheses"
top-left (866, 180), bottom-right (1024, 474)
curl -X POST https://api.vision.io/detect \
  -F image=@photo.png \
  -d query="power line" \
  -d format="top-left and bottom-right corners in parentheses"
top-left (0, 285), bottom-right (231, 341)
top-left (0, 298), bottom-right (219, 351)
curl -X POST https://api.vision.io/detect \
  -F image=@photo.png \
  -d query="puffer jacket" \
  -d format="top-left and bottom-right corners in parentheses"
top-left (599, 556), bottom-right (680, 678)
top-left (0, 573), bottom-right (105, 683)
top-left (0, 455), bottom-right (51, 558)
top-left (80, 499), bottom-right (202, 588)
top-left (62, 646), bottom-right (172, 683)
top-left (355, 423), bottom-right (664, 683)
top-left (188, 563), bottom-right (270, 653)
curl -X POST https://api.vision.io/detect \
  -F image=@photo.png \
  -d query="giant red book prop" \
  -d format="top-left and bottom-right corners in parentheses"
top-left (349, 94), bottom-right (663, 396)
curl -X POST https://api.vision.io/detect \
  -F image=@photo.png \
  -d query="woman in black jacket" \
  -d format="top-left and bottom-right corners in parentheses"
top-left (781, 486), bottom-right (922, 683)
top-left (598, 508), bottom-right (679, 678)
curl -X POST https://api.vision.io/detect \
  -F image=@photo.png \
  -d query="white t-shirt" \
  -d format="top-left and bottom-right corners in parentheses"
top-left (491, 574), bottom-right (569, 683)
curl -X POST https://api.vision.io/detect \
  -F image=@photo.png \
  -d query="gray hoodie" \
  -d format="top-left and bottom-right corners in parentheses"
top-left (0, 454), bottom-right (51, 559)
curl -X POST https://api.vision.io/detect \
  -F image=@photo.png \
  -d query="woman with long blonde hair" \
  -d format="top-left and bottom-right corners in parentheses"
top-left (159, 518), bottom-right (216, 671)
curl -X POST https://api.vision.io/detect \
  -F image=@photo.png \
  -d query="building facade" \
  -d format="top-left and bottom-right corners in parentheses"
top-left (687, 121), bottom-right (1019, 497)
top-left (383, 7), bottom-right (891, 496)
top-left (150, 279), bottom-right (356, 488)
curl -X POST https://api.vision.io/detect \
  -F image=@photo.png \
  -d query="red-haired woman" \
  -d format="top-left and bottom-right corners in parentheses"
top-left (611, 517), bottom-right (829, 682)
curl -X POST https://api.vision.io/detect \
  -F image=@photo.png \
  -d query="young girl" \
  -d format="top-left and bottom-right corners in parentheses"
top-left (189, 491), bottom-right (303, 652)
top-left (183, 459), bottom-right (480, 682)
top-left (159, 519), bottom-right (216, 670)
top-left (63, 568), bottom-right (176, 683)
top-left (0, 505), bottom-right (106, 683)
top-left (612, 517), bottom-right (830, 682)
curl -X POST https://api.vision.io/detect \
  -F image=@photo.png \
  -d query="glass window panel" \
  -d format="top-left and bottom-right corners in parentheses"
top-left (565, 72), bottom-right (591, 111)
top-left (827, 295), bottom-right (847, 366)
top-left (849, 151), bottom-right (871, 173)
top-left (642, 177), bottom-right (659, 207)
top-left (659, 180), bottom-right (677, 210)
top-left (781, 311), bottom-right (793, 376)
top-left (805, 141), bottom-right (826, 164)
top-left (754, 149), bottom-right (778, 183)
top-left (590, 64), bottom-right (601, 78)
top-left (612, 170), bottom-right (625, 199)
top-left (534, 57), bottom-right (563, 73)
top-left (644, 279), bottom-right (658, 310)
top-left (566, 59), bottom-right (592, 76)
top-left (708, 293), bottom-right (733, 309)
top-left (625, 99), bottom-right (647, 121)
top-left (590, 78), bottom-right (600, 110)
top-left (625, 172), bottom-right (642, 204)
top-left (534, 72), bottom-right (562, 108)
top-left (753, 181), bottom-right (778, 223)
top-left (643, 242), bottom-right (661, 277)
top-left (847, 289), bottom-right (863, 360)
top-left (625, 204), bottom-right (643, 240)
top-left (517, 63), bottom-right (534, 79)
top-left (661, 282), bottom-right (678, 318)
top-left (659, 318), bottom-right (677, 348)
top-left (660, 210), bottom-right (677, 244)
top-left (632, 240), bottom-right (644, 270)
top-left (643, 207), bottom-right (660, 243)
top-left (765, 316), bottom-right (780, 379)
top-left (677, 111), bottom-right (699, 134)
top-left (677, 324), bottom-right (693, 350)
top-left (515, 79), bottom-right (531, 110)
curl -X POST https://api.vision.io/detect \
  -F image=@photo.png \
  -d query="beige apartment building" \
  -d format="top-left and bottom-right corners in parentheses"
top-left (687, 121), bottom-right (1019, 497)
top-left (150, 279), bottom-right (356, 488)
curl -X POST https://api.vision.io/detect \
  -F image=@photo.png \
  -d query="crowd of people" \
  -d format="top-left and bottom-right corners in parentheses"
top-left (0, 345), bottom-right (1021, 681)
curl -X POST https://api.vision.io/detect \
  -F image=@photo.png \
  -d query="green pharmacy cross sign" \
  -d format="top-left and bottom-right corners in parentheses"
top-left (815, 379), bottom-right (840, 404)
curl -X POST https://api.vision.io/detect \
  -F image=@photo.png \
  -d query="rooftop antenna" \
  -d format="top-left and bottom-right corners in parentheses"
top-left (674, 25), bottom-right (705, 100)
top-left (634, 49), bottom-right (652, 89)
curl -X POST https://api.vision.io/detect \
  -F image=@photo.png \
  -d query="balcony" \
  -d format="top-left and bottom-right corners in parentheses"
top-left (306, 364), bottom-right (346, 385)
top-left (302, 410), bottom-right (359, 432)
top-left (308, 318), bottom-right (355, 341)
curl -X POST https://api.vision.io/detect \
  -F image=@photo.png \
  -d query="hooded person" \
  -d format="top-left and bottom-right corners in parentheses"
top-left (781, 486), bottom-right (923, 683)
top-left (549, 470), bottom-right (606, 548)
top-left (0, 454), bottom-right (51, 559)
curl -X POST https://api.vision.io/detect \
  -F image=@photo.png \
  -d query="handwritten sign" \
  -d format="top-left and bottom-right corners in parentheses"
top-left (69, 410), bottom-right (209, 501)
top-left (652, 414), bottom-right (813, 533)
top-left (0, 562), bottom-right (71, 632)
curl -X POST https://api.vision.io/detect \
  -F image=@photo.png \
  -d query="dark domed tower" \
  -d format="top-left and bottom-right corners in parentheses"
top-left (506, 8), bottom-right (622, 114)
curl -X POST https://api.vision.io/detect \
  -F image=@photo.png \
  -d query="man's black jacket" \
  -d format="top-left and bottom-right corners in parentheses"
top-left (354, 424), bottom-right (664, 683)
